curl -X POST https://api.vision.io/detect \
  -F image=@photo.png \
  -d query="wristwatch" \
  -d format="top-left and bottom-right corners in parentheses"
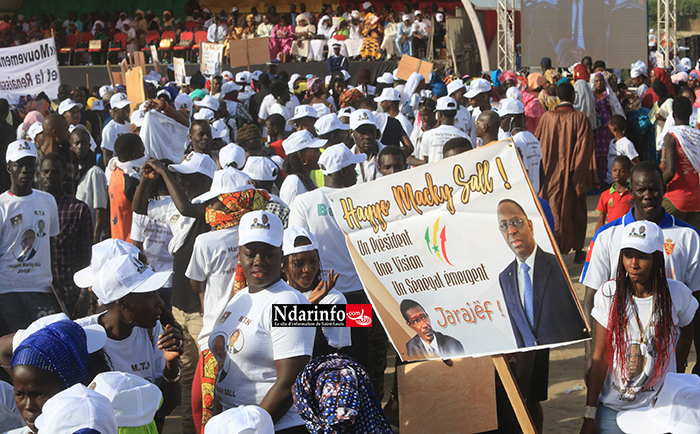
top-left (583, 405), bottom-right (597, 420)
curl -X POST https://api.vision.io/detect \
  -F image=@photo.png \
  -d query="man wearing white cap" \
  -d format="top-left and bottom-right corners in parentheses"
top-left (327, 41), bottom-right (349, 73)
top-left (411, 10), bottom-right (430, 58)
top-left (396, 14), bottom-right (413, 56)
top-left (465, 78), bottom-right (493, 125)
top-left (288, 105), bottom-right (319, 134)
top-left (234, 71), bottom-right (255, 106)
top-left (102, 93), bottom-right (132, 164)
top-left (35, 384), bottom-right (118, 434)
top-left (289, 145), bottom-right (380, 381)
top-left (243, 156), bottom-right (289, 223)
top-left (348, 109), bottom-right (386, 183)
top-left (630, 60), bottom-right (649, 99)
top-left (419, 97), bottom-right (471, 163)
top-left (447, 79), bottom-right (476, 144)
top-left (315, 113), bottom-right (350, 146)
top-left (0, 140), bottom-right (60, 333)
top-left (498, 98), bottom-right (543, 192)
top-left (258, 79), bottom-right (300, 127)
top-left (375, 88), bottom-right (413, 136)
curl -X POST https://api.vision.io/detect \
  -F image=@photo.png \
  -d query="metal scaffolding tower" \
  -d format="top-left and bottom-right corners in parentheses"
top-left (496, 0), bottom-right (516, 71)
top-left (658, 0), bottom-right (677, 68)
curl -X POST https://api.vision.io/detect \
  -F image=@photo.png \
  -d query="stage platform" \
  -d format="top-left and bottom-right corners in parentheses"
top-left (58, 60), bottom-right (399, 91)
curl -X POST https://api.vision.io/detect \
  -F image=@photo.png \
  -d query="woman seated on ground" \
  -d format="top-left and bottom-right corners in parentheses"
top-left (268, 15), bottom-right (295, 60)
top-left (290, 14), bottom-right (315, 60)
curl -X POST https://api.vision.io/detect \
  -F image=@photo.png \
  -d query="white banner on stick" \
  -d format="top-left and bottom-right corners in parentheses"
top-left (325, 141), bottom-right (591, 362)
top-left (200, 42), bottom-right (224, 76)
top-left (0, 38), bottom-right (60, 104)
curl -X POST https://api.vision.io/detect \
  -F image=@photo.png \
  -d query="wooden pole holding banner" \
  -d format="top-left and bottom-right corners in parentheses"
top-left (450, 40), bottom-right (459, 77)
top-left (491, 355), bottom-right (537, 434)
top-left (86, 73), bottom-right (90, 93)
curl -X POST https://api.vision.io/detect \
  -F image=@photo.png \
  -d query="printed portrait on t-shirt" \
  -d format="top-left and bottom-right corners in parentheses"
top-left (211, 332), bottom-right (230, 382)
top-left (36, 219), bottom-right (46, 237)
top-left (625, 338), bottom-right (656, 392)
top-left (15, 229), bottom-right (37, 262)
top-left (228, 328), bottom-right (244, 354)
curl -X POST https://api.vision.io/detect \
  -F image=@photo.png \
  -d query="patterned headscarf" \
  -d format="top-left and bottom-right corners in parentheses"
top-left (306, 76), bottom-right (324, 98)
top-left (498, 70), bottom-right (517, 85)
top-left (573, 63), bottom-right (590, 83)
top-left (338, 89), bottom-right (363, 108)
top-left (205, 188), bottom-right (271, 231)
top-left (11, 320), bottom-right (89, 388)
top-left (544, 69), bottom-right (561, 85)
top-left (293, 354), bottom-right (393, 434)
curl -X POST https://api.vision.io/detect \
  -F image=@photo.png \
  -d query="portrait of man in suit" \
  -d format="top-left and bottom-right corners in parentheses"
top-left (400, 299), bottom-right (464, 359)
top-left (497, 199), bottom-right (589, 348)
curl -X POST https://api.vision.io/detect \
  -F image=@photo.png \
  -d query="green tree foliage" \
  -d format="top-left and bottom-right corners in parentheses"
top-left (649, 0), bottom-right (700, 29)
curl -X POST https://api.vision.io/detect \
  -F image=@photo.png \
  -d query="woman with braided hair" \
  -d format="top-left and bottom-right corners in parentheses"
top-left (581, 221), bottom-right (696, 434)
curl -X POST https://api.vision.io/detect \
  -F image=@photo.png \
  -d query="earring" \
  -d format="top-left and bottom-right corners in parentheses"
top-left (301, 157), bottom-right (308, 166)
top-left (121, 309), bottom-right (135, 325)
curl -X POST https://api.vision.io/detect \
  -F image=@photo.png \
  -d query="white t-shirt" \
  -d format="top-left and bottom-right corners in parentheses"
top-left (4, 427), bottom-right (31, 434)
top-left (279, 175), bottom-right (308, 208)
top-left (208, 281), bottom-right (314, 431)
top-left (258, 94), bottom-right (300, 121)
top-left (592, 279), bottom-right (697, 411)
top-left (303, 288), bottom-right (351, 349)
top-left (131, 197), bottom-right (174, 285)
top-left (289, 187), bottom-right (363, 294)
top-left (581, 210), bottom-right (700, 292)
top-left (454, 105), bottom-right (475, 144)
top-left (0, 190), bottom-right (59, 294)
top-left (351, 142), bottom-right (386, 183)
top-left (395, 113), bottom-right (413, 137)
top-left (410, 125), bottom-right (427, 160)
top-left (76, 314), bottom-right (166, 383)
top-left (420, 124), bottom-right (470, 163)
top-left (101, 120), bottom-right (132, 153)
top-left (76, 165), bottom-right (108, 225)
top-left (69, 124), bottom-right (98, 152)
top-left (511, 131), bottom-right (543, 193)
top-left (606, 137), bottom-right (639, 184)
top-left (185, 227), bottom-right (239, 350)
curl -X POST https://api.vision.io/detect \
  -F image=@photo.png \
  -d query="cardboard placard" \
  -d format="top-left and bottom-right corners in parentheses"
top-left (174, 57), bottom-right (186, 85)
top-left (200, 42), bottom-right (224, 75)
top-left (125, 66), bottom-right (145, 113)
top-left (150, 45), bottom-right (161, 75)
top-left (229, 38), bottom-right (270, 69)
top-left (132, 51), bottom-right (147, 77)
top-left (88, 40), bottom-right (102, 50)
top-left (398, 357), bottom-right (497, 434)
top-left (396, 54), bottom-right (433, 81)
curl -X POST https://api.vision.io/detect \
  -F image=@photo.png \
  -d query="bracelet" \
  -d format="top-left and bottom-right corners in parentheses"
top-left (583, 405), bottom-right (597, 420)
top-left (660, 158), bottom-right (667, 162)
top-left (163, 367), bottom-right (181, 383)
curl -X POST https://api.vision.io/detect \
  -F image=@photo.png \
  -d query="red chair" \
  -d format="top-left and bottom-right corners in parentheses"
top-left (192, 30), bottom-right (207, 60)
top-left (141, 30), bottom-right (160, 52)
top-left (185, 21), bottom-right (197, 31)
top-left (173, 31), bottom-right (193, 61)
top-left (74, 32), bottom-right (93, 54)
top-left (109, 33), bottom-right (127, 52)
top-left (59, 34), bottom-right (78, 64)
top-left (158, 30), bottom-right (176, 51)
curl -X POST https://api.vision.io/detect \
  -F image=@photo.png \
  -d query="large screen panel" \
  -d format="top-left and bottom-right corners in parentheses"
top-left (521, 0), bottom-right (648, 69)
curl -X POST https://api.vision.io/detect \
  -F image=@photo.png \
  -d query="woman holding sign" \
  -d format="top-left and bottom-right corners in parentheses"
top-left (581, 221), bottom-right (696, 434)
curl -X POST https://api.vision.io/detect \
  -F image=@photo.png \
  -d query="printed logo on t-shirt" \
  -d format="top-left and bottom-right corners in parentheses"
top-left (10, 214), bottom-right (22, 227)
top-left (317, 203), bottom-right (333, 217)
top-left (218, 311), bottom-right (231, 324)
top-left (664, 238), bottom-right (675, 256)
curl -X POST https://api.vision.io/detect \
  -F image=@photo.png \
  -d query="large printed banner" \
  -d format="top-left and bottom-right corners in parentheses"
top-left (200, 42), bottom-right (224, 76)
top-left (326, 141), bottom-right (591, 361)
top-left (0, 38), bottom-right (60, 104)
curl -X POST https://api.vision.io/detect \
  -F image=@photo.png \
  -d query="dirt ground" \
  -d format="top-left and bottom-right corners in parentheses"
top-left (163, 194), bottom-right (697, 433)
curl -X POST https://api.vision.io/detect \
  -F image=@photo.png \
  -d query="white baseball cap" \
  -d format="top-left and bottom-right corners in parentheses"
top-left (351, 10), bottom-right (360, 18)
top-left (235, 71), bottom-right (252, 84)
top-left (374, 88), bottom-right (401, 103)
top-left (221, 71), bottom-right (233, 81)
top-left (338, 107), bottom-right (355, 119)
top-left (401, 14), bottom-right (410, 21)
top-left (204, 405), bottom-right (274, 434)
top-left (130, 109), bottom-right (146, 127)
top-left (219, 143), bottom-right (246, 169)
top-left (211, 119), bottom-right (230, 141)
top-left (497, 98), bottom-right (525, 117)
top-left (238, 211), bottom-right (284, 248)
top-left (414, 9), bottom-right (422, 15)
top-left (169, 152), bottom-right (217, 178)
top-left (198, 167), bottom-right (254, 202)
top-left (91, 100), bottom-right (105, 111)
top-left (231, 6), bottom-right (239, 12)
top-left (617, 373), bottom-right (700, 434)
top-left (243, 156), bottom-right (281, 181)
top-left (12, 313), bottom-right (106, 354)
top-left (58, 99), bottom-right (83, 115)
top-left (447, 80), bottom-right (465, 96)
top-left (92, 254), bottom-right (172, 305)
top-left (619, 221), bottom-right (664, 254)
top-left (436, 12), bottom-right (444, 21)
top-left (465, 78), bottom-right (492, 98)
top-left (221, 81), bottom-right (242, 95)
top-left (315, 113), bottom-right (349, 136)
top-left (251, 70), bottom-right (263, 81)
top-left (349, 109), bottom-right (377, 130)
top-left (282, 130), bottom-right (326, 155)
top-left (318, 144), bottom-right (366, 175)
top-left (156, 89), bottom-right (171, 101)
top-left (175, 93), bottom-right (194, 111)
top-left (287, 105), bottom-right (319, 125)
top-left (283, 226), bottom-right (318, 256)
top-left (110, 92), bottom-right (132, 109)
top-left (436, 96), bottom-right (458, 111)
top-left (99, 85), bottom-right (113, 98)
top-left (289, 73), bottom-right (301, 92)
top-left (377, 72), bottom-right (395, 85)
top-left (91, 372), bottom-right (163, 428)
top-left (74, 239), bottom-right (142, 288)
top-left (194, 108), bottom-right (215, 121)
top-left (312, 103), bottom-right (331, 117)
top-left (27, 122), bottom-right (43, 141)
top-left (6, 139), bottom-right (36, 163)
top-left (35, 384), bottom-right (118, 434)
top-left (196, 95), bottom-right (220, 111)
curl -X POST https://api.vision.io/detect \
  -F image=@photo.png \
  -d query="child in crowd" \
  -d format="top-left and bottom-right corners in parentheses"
top-left (596, 156), bottom-right (633, 233)
top-left (108, 134), bottom-right (146, 242)
top-left (582, 221), bottom-right (696, 434)
top-left (606, 114), bottom-right (639, 186)
top-left (101, 93), bottom-right (132, 164)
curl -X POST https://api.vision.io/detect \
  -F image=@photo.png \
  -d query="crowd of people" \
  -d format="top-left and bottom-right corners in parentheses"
top-left (0, 2), bottom-right (449, 64)
top-left (1, 20), bottom-right (700, 433)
